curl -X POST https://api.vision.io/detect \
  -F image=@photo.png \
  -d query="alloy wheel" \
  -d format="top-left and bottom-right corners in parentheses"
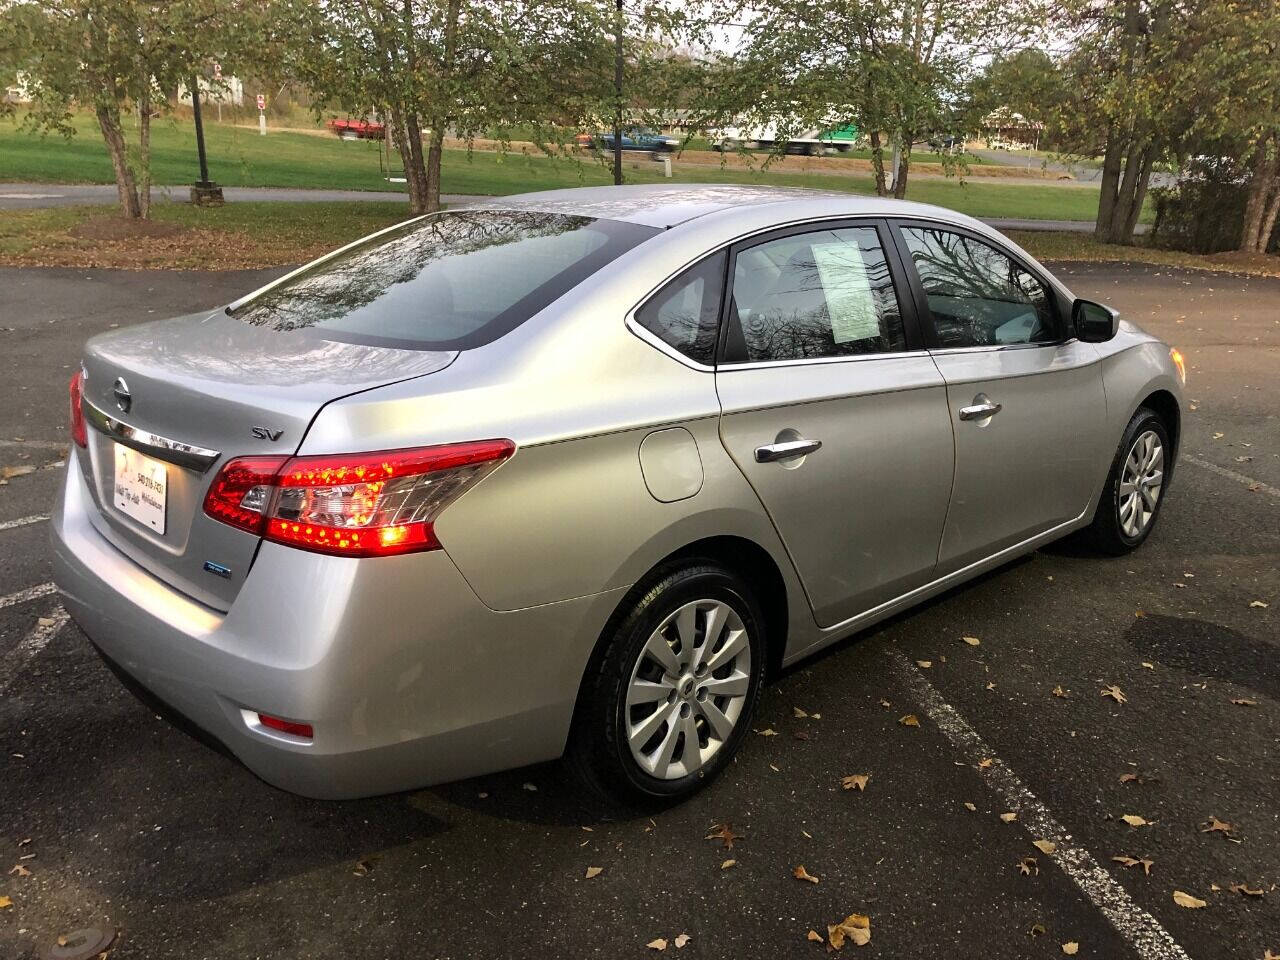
top-left (1119, 429), bottom-right (1164, 538)
top-left (624, 599), bottom-right (752, 780)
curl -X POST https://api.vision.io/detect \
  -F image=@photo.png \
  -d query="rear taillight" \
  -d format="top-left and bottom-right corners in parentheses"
top-left (69, 369), bottom-right (87, 448)
top-left (202, 440), bottom-right (514, 557)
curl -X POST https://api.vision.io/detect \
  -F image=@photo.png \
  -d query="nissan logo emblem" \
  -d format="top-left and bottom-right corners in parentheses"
top-left (112, 377), bottom-right (131, 414)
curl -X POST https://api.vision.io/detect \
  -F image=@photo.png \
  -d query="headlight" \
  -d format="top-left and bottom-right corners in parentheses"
top-left (1170, 348), bottom-right (1186, 384)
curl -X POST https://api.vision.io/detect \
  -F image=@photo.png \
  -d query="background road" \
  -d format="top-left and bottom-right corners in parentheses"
top-left (1, 262), bottom-right (1276, 959)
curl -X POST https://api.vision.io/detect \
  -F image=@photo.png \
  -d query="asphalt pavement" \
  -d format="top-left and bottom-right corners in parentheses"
top-left (0, 262), bottom-right (1276, 959)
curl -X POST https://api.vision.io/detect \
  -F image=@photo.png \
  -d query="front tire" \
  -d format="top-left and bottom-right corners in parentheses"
top-left (1084, 407), bottom-right (1171, 555)
top-left (567, 562), bottom-right (765, 805)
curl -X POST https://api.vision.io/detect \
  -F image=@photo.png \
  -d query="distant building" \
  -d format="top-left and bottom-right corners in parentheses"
top-left (981, 108), bottom-right (1044, 150)
top-left (177, 76), bottom-right (244, 107)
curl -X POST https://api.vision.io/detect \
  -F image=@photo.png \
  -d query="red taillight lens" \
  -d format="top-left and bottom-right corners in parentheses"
top-left (69, 369), bottom-right (87, 448)
top-left (256, 713), bottom-right (313, 739)
top-left (202, 440), bottom-right (514, 557)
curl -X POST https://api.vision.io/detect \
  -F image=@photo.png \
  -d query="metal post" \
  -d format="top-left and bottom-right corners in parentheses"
top-left (190, 76), bottom-right (223, 205)
top-left (613, 0), bottom-right (623, 186)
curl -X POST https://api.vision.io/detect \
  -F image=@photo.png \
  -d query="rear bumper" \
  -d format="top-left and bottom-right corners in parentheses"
top-left (51, 451), bottom-right (624, 799)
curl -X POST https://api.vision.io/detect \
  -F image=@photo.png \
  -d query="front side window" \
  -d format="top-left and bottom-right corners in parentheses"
top-left (900, 226), bottom-right (1057, 348)
top-left (230, 210), bottom-right (657, 350)
top-left (634, 252), bottom-right (726, 366)
top-left (726, 226), bottom-right (906, 363)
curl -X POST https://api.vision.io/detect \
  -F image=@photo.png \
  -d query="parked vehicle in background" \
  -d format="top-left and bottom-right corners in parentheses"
top-left (53, 185), bottom-right (1185, 806)
top-left (594, 128), bottom-right (681, 153)
top-left (712, 123), bottom-right (860, 155)
top-left (326, 117), bottom-right (386, 140)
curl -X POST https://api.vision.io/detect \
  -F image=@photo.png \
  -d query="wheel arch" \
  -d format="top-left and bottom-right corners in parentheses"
top-left (1138, 388), bottom-right (1181, 468)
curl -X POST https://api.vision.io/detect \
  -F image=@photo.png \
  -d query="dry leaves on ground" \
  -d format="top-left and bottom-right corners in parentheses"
top-left (977, 757), bottom-right (994, 770)
top-left (755, 728), bottom-right (778, 737)
top-left (1201, 817), bottom-right (1236, 839)
top-left (1249, 600), bottom-right (1268, 608)
top-left (1000, 812), bottom-right (1018, 823)
top-left (1231, 698), bottom-right (1259, 706)
top-left (962, 636), bottom-right (981, 646)
top-left (585, 866), bottom-right (603, 879)
top-left (793, 865), bottom-right (820, 884)
top-left (1229, 882), bottom-right (1264, 897)
top-left (1053, 685), bottom-right (1069, 698)
top-left (806, 929), bottom-right (823, 943)
top-left (1033, 840), bottom-right (1057, 855)
top-left (8, 864), bottom-right (30, 877)
top-left (916, 660), bottom-right (932, 668)
top-left (1121, 814), bottom-right (1149, 827)
top-left (1112, 855), bottom-right (1154, 875)
top-left (1173, 890), bottom-right (1207, 909)
top-left (705, 824), bottom-right (743, 851)
top-left (674, 933), bottom-right (691, 948)
top-left (1018, 856), bottom-right (1039, 876)
top-left (841, 774), bottom-right (869, 792)
top-left (720, 859), bottom-right (736, 870)
top-left (0, 896), bottom-right (11, 909)
top-left (1101, 684), bottom-right (1127, 704)
top-left (898, 714), bottom-right (920, 727)
top-left (826, 913), bottom-right (871, 949)
top-left (647, 938), bottom-right (668, 951)
top-left (1062, 943), bottom-right (1079, 955)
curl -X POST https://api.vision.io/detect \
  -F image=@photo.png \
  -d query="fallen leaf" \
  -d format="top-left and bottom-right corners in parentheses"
top-left (1200, 817), bottom-right (1235, 838)
top-left (879, 699), bottom-right (891, 710)
top-left (0, 896), bottom-right (11, 909)
top-left (962, 636), bottom-right (981, 646)
top-left (8, 864), bottom-right (30, 877)
top-left (1173, 890), bottom-right (1206, 909)
top-left (1264, 952), bottom-right (1279, 960)
top-left (964, 802), bottom-right (977, 812)
top-left (986, 681), bottom-right (997, 690)
top-left (826, 913), bottom-right (871, 949)
top-left (755, 728), bottom-right (777, 737)
top-left (1231, 698), bottom-right (1258, 706)
top-left (1112, 855), bottom-right (1154, 875)
top-left (1033, 839), bottom-right (1057, 855)
top-left (674, 933), bottom-right (691, 949)
top-left (1212, 432), bottom-right (1224, 440)
top-left (1000, 812), bottom-right (1018, 823)
top-left (898, 714), bottom-right (919, 727)
top-left (1229, 882), bottom-right (1263, 897)
top-left (841, 774), bottom-right (869, 792)
top-left (1142, 661), bottom-right (1156, 669)
top-left (1053, 685), bottom-right (1068, 698)
top-left (353, 857), bottom-right (376, 876)
top-left (705, 823), bottom-right (743, 851)
top-left (916, 660), bottom-right (932, 668)
top-left (585, 866), bottom-right (603, 879)
top-left (1018, 856), bottom-right (1039, 876)
top-left (1101, 684), bottom-right (1127, 704)
top-left (647, 937), bottom-right (668, 951)
top-left (793, 730), bottom-right (811, 741)
top-left (806, 929), bottom-right (824, 943)
top-left (721, 859), bottom-right (736, 870)
top-left (1062, 943), bottom-right (1079, 955)
top-left (1250, 600), bottom-right (1268, 608)
top-left (1118, 772), bottom-right (1140, 784)
top-left (977, 757), bottom-right (994, 770)
top-left (0, 465), bottom-right (36, 481)
top-left (1122, 814), bottom-right (1149, 827)
top-left (522, 782), bottom-right (538, 792)
top-left (793, 707), bottom-right (809, 718)
top-left (793, 864), bottom-right (819, 884)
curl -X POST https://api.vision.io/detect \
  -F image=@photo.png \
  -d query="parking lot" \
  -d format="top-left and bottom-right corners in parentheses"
top-left (1, 261), bottom-right (1276, 959)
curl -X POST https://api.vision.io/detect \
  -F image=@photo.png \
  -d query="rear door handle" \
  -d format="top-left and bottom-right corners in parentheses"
top-left (958, 394), bottom-right (1003, 421)
top-left (755, 438), bottom-right (822, 463)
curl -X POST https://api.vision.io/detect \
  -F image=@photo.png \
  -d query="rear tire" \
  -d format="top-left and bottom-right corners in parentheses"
top-left (566, 562), bottom-right (765, 806)
top-left (1083, 407), bottom-right (1171, 555)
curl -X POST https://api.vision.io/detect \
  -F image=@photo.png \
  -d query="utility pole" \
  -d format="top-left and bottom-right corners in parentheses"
top-left (189, 76), bottom-right (223, 205)
top-left (613, 0), bottom-right (623, 186)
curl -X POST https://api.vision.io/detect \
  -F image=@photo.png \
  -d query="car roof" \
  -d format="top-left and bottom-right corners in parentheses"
top-left (475, 183), bottom-right (982, 231)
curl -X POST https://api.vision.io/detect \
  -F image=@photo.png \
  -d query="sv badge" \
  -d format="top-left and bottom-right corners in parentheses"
top-left (251, 426), bottom-right (284, 442)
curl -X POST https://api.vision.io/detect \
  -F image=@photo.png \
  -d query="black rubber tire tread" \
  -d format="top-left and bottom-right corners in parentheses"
top-left (565, 560), bottom-right (766, 807)
top-left (1083, 407), bottom-right (1171, 556)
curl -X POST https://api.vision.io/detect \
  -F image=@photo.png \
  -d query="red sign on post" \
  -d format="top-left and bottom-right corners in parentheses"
top-left (256, 94), bottom-right (266, 111)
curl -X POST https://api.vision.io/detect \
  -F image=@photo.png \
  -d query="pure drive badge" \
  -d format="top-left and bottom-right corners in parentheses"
top-left (203, 561), bottom-right (232, 579)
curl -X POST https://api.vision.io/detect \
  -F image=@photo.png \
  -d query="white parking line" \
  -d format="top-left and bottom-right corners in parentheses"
top-left (1184, 455), bottom-right (1280, 499)
top-left (888, 651), bottom-right (1193, 960)
top-left (0, 605), bottom-right (69, 695)
top-left (0, 514), bottom-right (50, 532)
top-left (0, 582), bottom-right (58, 610)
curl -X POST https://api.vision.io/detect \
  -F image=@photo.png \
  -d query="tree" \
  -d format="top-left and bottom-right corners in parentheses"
top-left (703, 0), bottom-right (1036, 198)
top-left (0, 1), bottom-right (261, 219)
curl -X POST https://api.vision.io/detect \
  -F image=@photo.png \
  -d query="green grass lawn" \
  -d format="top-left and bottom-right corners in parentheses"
top-left (0, 113), bottom-right (1144, 223)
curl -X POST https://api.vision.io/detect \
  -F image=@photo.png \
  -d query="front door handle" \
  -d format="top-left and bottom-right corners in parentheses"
top-left (755, 438), bottom-right (822, 463)
top-left (958, 394), bottom-right (1003, 422)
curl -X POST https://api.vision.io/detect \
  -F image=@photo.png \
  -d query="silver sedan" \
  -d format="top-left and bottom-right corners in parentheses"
top-left (52, 185), bottom-right (1185, 802)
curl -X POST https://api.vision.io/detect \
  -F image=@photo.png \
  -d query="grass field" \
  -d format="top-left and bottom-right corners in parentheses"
top-left (1, 113), bottom-right (1139, 223)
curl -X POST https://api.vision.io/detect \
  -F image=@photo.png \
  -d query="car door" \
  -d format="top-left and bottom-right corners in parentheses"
top-left (890, 221), bottom-right (1108, 575)
top-left (715, 220), bottom-right (955, 629)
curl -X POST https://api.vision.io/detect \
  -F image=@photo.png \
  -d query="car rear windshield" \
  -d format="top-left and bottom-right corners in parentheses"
top-left (228, 209), bottom-right (658, 350)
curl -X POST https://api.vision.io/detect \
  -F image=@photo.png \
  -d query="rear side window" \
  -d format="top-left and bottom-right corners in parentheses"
top-left (634, 251), bottom-right (726, 366)
top-left (229, 210), bottom-right (657, 350)
top-left (725, 226), bottom-right (906, 363)
top-left (900, 226), bottom-right (1058, 347)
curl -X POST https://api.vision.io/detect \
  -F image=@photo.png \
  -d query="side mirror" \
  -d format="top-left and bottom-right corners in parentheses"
top-left (1073, 298), bottom-right (1120, 343)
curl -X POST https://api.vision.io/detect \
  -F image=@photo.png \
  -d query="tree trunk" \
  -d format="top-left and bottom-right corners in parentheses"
top-left (1259, 184), bottom-right (1280, 254)
top-left (96, 103), bottom-right (140, 219)
top-left (868, 130), bottom-right (888, 196)
top-left (1239, 143), bottom-right (1278, 253)
top-left (1095, 128), bottom-right (1124, 242)
top-left (1116, 143), bottom-right (1154, 243)
top-left (425, 122), bottom-right (446, 213)
top-left (389, 102), bottom-right (428, 215)
top-left (138, 86), bottom-right (152, 220)
top-left (403, 111), bottom-right (430, 213)
top-left (892, 141), bottom-right (910, 199)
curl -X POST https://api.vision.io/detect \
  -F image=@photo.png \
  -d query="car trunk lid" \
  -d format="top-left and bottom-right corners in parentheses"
top-left (77, 308), bottom-right (456, 611)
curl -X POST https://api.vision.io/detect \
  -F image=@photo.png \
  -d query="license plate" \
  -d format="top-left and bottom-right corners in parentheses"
top-left (113, 444), bottom-right (167, 534)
